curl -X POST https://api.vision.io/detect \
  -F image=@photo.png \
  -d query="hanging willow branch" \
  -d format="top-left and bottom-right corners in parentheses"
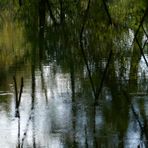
top-left (136, 37), bottom-right (148, 68)
top-left (80, 0), bottom-right (113, 102)
top-left (79, 0), bottom-right (97, 99)
top-left (133, 7), bottom-right (148, 43)
top-left (142, 25), bottom-right (148, 39)
top-left (46, 0), bottom-right (58, 25)
top-left (131, 7), bottom-right (148, 71)
top-left (94, 0), bottom-right (113, 103)
top-left (102, 0), bottom-right (112, 24)
top-left (95, 50), bottom-right (112, 105)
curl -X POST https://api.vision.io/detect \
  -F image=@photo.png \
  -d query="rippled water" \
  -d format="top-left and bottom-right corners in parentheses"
top-left (0, 55), bottom-right (148, 148)
top-left (0, 64), bottom-right (72, 147)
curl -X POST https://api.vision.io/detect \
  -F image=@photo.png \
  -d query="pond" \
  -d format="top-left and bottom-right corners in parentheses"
top-left (0, 1), bottom-right (148, 148)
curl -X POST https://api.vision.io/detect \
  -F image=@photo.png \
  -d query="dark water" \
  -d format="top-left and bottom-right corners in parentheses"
top-left (0, 1), bottom-right (148, 148)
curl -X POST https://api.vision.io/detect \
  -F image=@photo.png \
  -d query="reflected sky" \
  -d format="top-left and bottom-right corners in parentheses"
top-left (0, 1), bottom-right (148, 147)
top-left (0, 60), bottom-right (147, 147)
top-left (0, 64), bottom-right (73, 147)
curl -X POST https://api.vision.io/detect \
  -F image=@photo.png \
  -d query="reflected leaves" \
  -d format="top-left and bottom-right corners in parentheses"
top-left (1, 0), bottom-right (148, 147)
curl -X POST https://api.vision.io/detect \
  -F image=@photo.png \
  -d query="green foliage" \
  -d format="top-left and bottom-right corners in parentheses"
top-left (109, 0), bottom-right (146, 29)
top-left (0, 0), bottom-right (147, 75)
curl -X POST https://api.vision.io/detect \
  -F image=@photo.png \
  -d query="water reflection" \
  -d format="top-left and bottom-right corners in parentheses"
top-left (1, 1), bottom-right (148, 147)
top-left (1, 39), bottom-right (148, 147)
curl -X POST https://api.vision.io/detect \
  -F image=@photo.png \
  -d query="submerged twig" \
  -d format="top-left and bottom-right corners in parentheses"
top-left (21, 111), bottom-right (32, 147)
top-left (13, 76), bottom-right (24, 118)
top-left (17, 117), bottom-right (21, 148)
top-left (21, 92), bottom-right (35, 147)
top-left (122, 91), bottom-right (148, 139)
top-left (85, 125), bottom-right (88, 148)
top-left (13, 76), bottom-right (18, 109)
top-left (18, 77), bottom-right (24, 108)
top-left (22, 65), bottom-right (36, 147)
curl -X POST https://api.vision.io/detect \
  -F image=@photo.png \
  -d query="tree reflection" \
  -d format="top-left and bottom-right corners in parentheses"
top-left (1, 0), bottom-right (148, 147)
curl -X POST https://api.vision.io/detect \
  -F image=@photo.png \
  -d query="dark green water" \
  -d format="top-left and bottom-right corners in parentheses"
top-left (0, 1), bottom-right (148, 147)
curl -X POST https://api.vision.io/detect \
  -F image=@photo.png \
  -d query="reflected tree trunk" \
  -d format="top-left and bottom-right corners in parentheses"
top-left (138, 99), bottom-right (148, 145)
top-left (46, 0), bottom-right (58, 25)
top-left (30, 27), bottom-right (37, 145)
top-left (39, 64), bottom-right (48, 103)
top-left (17, 117), bottom-right (20, 148)
top-left (39, 0), bottom-right (46, 30)
top-left (129, 31), bottom-right (143, 92)
top-left (38, 26), bottom-right (48, 104)
top-left (70, 48), bottom-right (77, 147)
top-left (39, 0), bottom-right (46, 59)
top-left (19, 0), bottom-right (23, 6)
top-left (103, 59), bottom-right (129, 147)
top-left (93, 105), bottom-right (97, 148)
top-left (59, 0), bottom-right (65, 24)
top-left (32, 112), bottom-right (36, 148)
top-left (31, 62), bottom-right (36, 148)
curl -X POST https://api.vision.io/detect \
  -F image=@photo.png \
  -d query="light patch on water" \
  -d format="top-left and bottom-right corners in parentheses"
top-left (127, 28), bottom-right (134, 48)
top-left (114, 57), bottom-right (131, 80)
top-left (0, 91), bottom-right (13, 96)
top-left (113, 28), bottom-right (134, 50)
top-left (0, 63), bottom-right (74, 147)
top-left (56, 73), bottom-right (71, 94)
top-left (138, 54), bottom-right (148, 77)
top-left (125, 118), bottom-right (141, 148)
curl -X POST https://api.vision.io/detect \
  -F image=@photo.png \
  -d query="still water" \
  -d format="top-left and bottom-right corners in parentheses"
top-left (1, 1), bottom-right (148, 147)
top-left (0, 51), bottom-right (148, 148)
